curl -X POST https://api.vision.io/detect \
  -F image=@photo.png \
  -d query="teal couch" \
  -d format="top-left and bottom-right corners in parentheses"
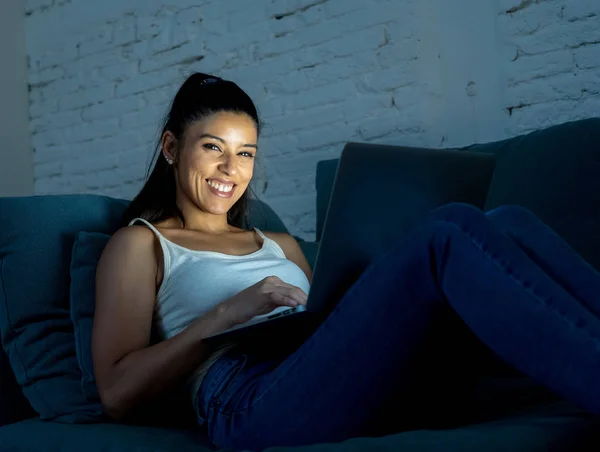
top-left (1, 118), bottom-right (600, 451)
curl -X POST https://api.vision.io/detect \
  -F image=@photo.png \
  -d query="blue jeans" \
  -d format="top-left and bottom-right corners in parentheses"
top-left (195, 203), bottom-right (600, 450)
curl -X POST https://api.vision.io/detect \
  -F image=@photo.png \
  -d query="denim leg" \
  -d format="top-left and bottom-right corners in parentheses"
top-left (201, 209), bottom-right (600, 451)
top-left (430, 203), bottom-right (600, 318)
top-left (487, 205), bottom-right (600, 317)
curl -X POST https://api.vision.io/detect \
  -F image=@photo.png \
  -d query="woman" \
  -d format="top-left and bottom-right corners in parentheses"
top-left (92, 73), bottom-right (600, 450)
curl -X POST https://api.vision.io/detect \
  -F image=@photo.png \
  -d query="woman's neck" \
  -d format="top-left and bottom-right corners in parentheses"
top-left (175, 203), bottom-right (232, 234)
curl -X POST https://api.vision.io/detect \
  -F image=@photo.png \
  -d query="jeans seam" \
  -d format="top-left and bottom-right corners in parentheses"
top-left (215, 355), bottom-right (248, 413)
top-left (440, 220), bottom-right (600, 345)
top-left (201, 356), bottom-right (242, 419)
top-left (487, 207), bottom-right (600, 313)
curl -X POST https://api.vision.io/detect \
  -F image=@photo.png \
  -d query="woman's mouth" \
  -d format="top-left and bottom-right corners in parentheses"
top-left (206, 179), bottom-right (236, 198)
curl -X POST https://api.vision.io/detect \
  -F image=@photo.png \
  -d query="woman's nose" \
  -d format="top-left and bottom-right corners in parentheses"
top-left (218, 155), bottom-right (237, 176)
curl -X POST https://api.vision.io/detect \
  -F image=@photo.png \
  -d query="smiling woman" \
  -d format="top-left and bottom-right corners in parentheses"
top-left (92, 73), bottom-right (312, 433)
top-left (121, 74), bottom-right (262, 230)
top-left (163, 112), bottom-right (257, 214)
top-left (91, 73), bottom-right (600, 451)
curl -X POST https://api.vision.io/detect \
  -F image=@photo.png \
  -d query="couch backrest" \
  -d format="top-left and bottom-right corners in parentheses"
top-left (316, 118), bottom-right (600, 270)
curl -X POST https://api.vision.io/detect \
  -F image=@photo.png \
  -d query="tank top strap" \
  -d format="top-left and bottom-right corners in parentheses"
top-left (129, 217), bottom-right (165, 239)
top-left (252, 227), bottom-right (268, 241)
top-left (128, 218), bottom-right (172, 296)
top-left (253, 227), bottom-right (286, 259)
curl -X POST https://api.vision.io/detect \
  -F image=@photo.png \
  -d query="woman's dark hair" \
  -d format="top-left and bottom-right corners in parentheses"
top-left (120, 73), bottom-right (261, 229)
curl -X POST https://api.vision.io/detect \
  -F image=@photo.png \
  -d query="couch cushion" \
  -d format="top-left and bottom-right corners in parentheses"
top-left (0, 194), bottom-right (290, 423)
top-left (464, 117), bottom-right (600, 271)
top-left (297, 240), bottom-right (318, 270)
top-left (0, 195), bottom-right (127, 422)
top-left (69, 232), bottom-right (111, 403)
top-left (1, 401), bottom-right (598, 451)
top-left (265, 402), bottom-right (599, 452)
top-left (247, 198), bottom-right (290, 234)
top-left (0, 418), bottom-right (213, 451)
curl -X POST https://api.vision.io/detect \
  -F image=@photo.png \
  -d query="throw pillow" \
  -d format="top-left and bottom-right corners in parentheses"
top-left (0, 194), bottom-right (127, 422)
top-left (70, 231), bottom-right (111, 402)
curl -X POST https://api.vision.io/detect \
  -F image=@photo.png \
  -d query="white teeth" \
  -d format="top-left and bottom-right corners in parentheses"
top-left (207, 180), bottom-right (233, 193)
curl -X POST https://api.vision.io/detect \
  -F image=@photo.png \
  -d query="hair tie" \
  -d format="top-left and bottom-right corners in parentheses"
top-left (200, 77), bottom-right (220, 86)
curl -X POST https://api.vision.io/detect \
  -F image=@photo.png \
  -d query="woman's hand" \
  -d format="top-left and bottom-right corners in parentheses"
top-left (218, 276), bottom-right (308, 327)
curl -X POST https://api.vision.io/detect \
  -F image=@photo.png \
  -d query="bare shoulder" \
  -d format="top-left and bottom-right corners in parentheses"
top-left (262, 231), bottom-right (312, 282)
top-left (97, 225), bottom-right (159, 278)
top-left (103, 225), bottom-right (156, 257)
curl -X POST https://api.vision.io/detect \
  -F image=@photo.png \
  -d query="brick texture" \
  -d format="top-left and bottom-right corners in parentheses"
top-left (25, 0), bottom-right (600, 239)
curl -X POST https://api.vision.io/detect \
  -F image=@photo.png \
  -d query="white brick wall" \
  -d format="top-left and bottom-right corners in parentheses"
top-left (25, 0), bottom-right (600, 239)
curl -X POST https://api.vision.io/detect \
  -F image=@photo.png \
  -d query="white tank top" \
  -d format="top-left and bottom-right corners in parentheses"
top-left (128, 218), bottom-right (311, 341)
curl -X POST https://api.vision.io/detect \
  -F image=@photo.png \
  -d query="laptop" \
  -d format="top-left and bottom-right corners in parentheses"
top-left (203, 143), bottom-right (496, 345)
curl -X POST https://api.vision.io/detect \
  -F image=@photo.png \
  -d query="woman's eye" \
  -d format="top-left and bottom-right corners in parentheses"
top-left (203, 143), bottom-right (221, 152)
top-left (239, 151), bottom-right (255, 158)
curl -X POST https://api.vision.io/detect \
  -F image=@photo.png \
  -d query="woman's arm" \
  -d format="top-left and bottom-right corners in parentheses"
top-left (92, 226), bottom-right (233, 420)
top-left (265, 232), bottom-right (313, 283)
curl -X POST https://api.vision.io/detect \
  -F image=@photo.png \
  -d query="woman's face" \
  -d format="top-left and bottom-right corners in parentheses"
top-left (170, 111), bottom-right (258, 217)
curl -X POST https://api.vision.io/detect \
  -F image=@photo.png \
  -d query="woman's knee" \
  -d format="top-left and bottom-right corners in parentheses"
top-left (426, 204), bottom-right (505, 250)
top-left (486, 205), bottom-right (538, 229)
